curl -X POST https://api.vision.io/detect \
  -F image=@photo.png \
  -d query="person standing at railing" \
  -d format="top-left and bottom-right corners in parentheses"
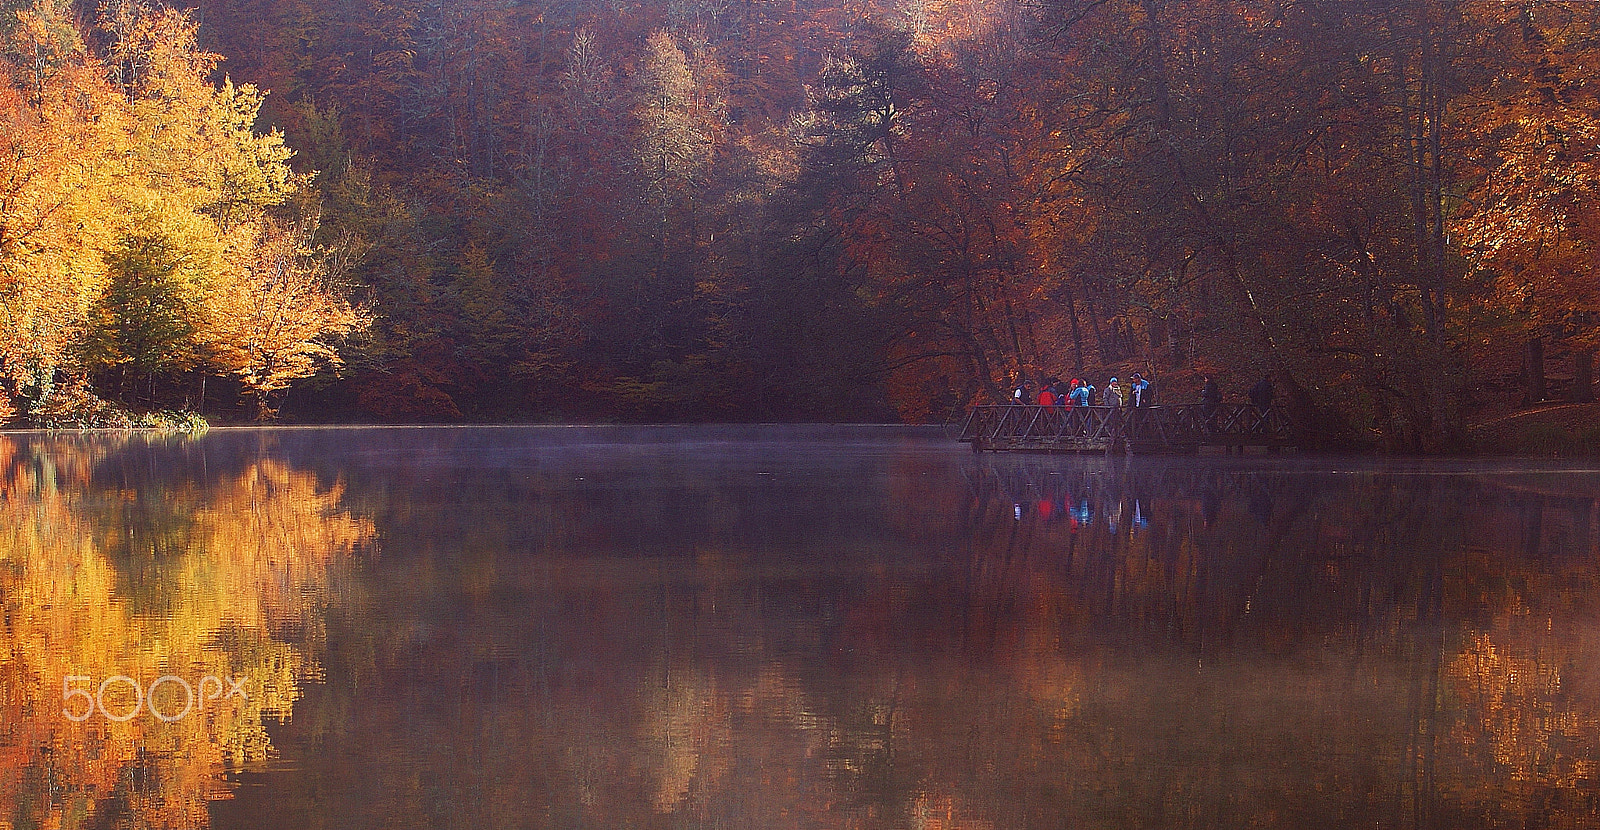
top-left (1070, 378), bottom-right (1091, 407)
top-left (1249, 375), bottom-right (1274, 410)
top-left (1200, 375), bottom-right (1221, 432)
top-left (1104, 377), bottom-right (1124, 407)
top-left (1248, 375), bottom-right (1274, 433)
top-left (1131, 373), bottom-right (1153, 407)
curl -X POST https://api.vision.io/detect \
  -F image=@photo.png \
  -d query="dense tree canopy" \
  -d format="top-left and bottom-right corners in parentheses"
top-left (0, 0), bottom-right (362, 422)
top-left (2, 0), bottom-right (1597, 446)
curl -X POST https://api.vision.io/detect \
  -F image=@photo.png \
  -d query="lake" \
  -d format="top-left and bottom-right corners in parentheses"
top-left (2, 425), bottom-right (1599, 829)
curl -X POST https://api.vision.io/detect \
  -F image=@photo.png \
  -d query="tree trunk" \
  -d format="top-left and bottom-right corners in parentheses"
top-left (1527, 336), bottom-right (1546, 405)
top-left (1574, 349), bottom-right (1594, 403)
top-left (1086, 291), bottom-right (1111, 361)
top-left (1066, 290), bottom-right (1085, 373)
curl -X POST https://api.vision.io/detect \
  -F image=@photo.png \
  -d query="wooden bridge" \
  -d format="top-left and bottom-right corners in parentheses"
top-left (957, 404), bottom-right (1295, 454)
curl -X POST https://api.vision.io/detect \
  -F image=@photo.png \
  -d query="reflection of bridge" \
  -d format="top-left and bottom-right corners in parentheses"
top-left (958, 404), bottom-right (1294, 453)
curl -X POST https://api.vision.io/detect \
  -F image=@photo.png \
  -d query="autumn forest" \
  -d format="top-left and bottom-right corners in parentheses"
top-left (2, 0), bottom-right (1597, 449)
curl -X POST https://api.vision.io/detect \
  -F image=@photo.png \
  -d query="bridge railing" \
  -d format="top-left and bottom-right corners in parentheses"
top-left (958, 404), bottom-right (1129, 444)
top-left (958, 404), bottom-right (1292, 448)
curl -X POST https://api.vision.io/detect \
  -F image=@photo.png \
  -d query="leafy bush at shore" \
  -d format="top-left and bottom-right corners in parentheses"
top-left (16, 379), bottom-right (208, 433)
top-left (131, 411), bottom-right (211, 434)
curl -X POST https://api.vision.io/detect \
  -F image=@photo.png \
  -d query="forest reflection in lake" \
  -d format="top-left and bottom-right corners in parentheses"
top-left (3, 426), bottom-right (1600, 829)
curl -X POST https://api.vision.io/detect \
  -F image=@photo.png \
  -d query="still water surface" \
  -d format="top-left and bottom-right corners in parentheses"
top-left (3, 425), bottom-right (1600, 829)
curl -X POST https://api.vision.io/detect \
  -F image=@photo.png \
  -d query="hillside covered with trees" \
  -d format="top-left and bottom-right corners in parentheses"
top-left (2, 0), bottom-right (1598, 449)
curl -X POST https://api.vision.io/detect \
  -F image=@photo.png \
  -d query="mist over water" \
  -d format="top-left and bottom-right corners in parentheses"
top-left (4, 426), bottom-right (1599, 829)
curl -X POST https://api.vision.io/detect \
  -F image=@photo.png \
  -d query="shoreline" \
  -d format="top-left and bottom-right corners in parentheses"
top-left (1, 417), bottom-right (1596, 458)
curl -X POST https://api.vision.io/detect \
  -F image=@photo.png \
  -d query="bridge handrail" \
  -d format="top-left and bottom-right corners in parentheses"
top-left (958, 403), bottom-right (1292, 445)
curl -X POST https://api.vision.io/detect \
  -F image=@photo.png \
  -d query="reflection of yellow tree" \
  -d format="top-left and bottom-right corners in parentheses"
top-left (1448, 633), bottom-right (1569, 781)
top-left (1441, 620), bottom-right (1600, 825)
top-left (641, 669), bottom-right (731, 814)
top-left (0, 435), bottom-right (373, 829)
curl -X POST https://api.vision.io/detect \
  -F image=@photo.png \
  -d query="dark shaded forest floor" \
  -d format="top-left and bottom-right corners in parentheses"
top-left (1466, 402), bottom-right (1600, 455)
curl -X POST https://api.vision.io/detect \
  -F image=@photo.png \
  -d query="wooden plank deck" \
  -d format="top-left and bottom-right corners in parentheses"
top-left (957, 404), bottom-right (1295, 454)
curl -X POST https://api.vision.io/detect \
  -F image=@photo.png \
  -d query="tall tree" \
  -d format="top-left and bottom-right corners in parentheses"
top-left (1453, 1), bottom-right (1600, 403)
top-left (84, 232), bottom-right (203, 402)
top-left (632, 29), bottom-right (720, 222)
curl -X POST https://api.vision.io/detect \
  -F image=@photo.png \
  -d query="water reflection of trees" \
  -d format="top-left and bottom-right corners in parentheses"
top-left (12, 426), bottom-right (1578, 829)
top-left (952, 456), bottom-right (1600, 829)
top-left (0, 433), bottom-right (373, 829)
top-left (210, 435), bottom-right (1600, 830)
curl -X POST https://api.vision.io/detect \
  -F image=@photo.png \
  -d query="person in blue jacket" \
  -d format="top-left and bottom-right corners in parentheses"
top-left (1130, 373), bottom-right (1153, 407)
top-left (1069, 379), bottom-right (1091, 407)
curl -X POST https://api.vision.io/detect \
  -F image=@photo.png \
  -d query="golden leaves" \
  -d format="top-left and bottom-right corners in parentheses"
top-left (206, 216), bottom-right (370, 416)
top-left (0, 2), bottom-right (357, 416)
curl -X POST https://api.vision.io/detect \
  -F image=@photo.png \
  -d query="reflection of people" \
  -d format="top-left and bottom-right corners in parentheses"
top-left (1069, 498), bottom-right (1093, 526)
top-left (1200, 375), bottom-right (1221, 431)
top-left (1202, 488), bottom-right (1221, 528)
top-left (1249, 489), bottom-right (1274, 525)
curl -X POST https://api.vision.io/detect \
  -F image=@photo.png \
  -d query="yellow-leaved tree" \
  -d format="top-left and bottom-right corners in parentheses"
top-left (208, 216), bottom-right (370, 418)
top-left (0, 0), bottom-right (368, 423)
top-left (0, 3), bottom-right (128, 418)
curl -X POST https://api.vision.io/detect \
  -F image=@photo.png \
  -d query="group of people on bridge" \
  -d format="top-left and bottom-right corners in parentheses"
top-left (970, 370), bottom-right (1290, 449)
top-left (1013, 373), bottom-right (1156, 409)
top-left (1013, 373), bottom-right (1276, 412)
